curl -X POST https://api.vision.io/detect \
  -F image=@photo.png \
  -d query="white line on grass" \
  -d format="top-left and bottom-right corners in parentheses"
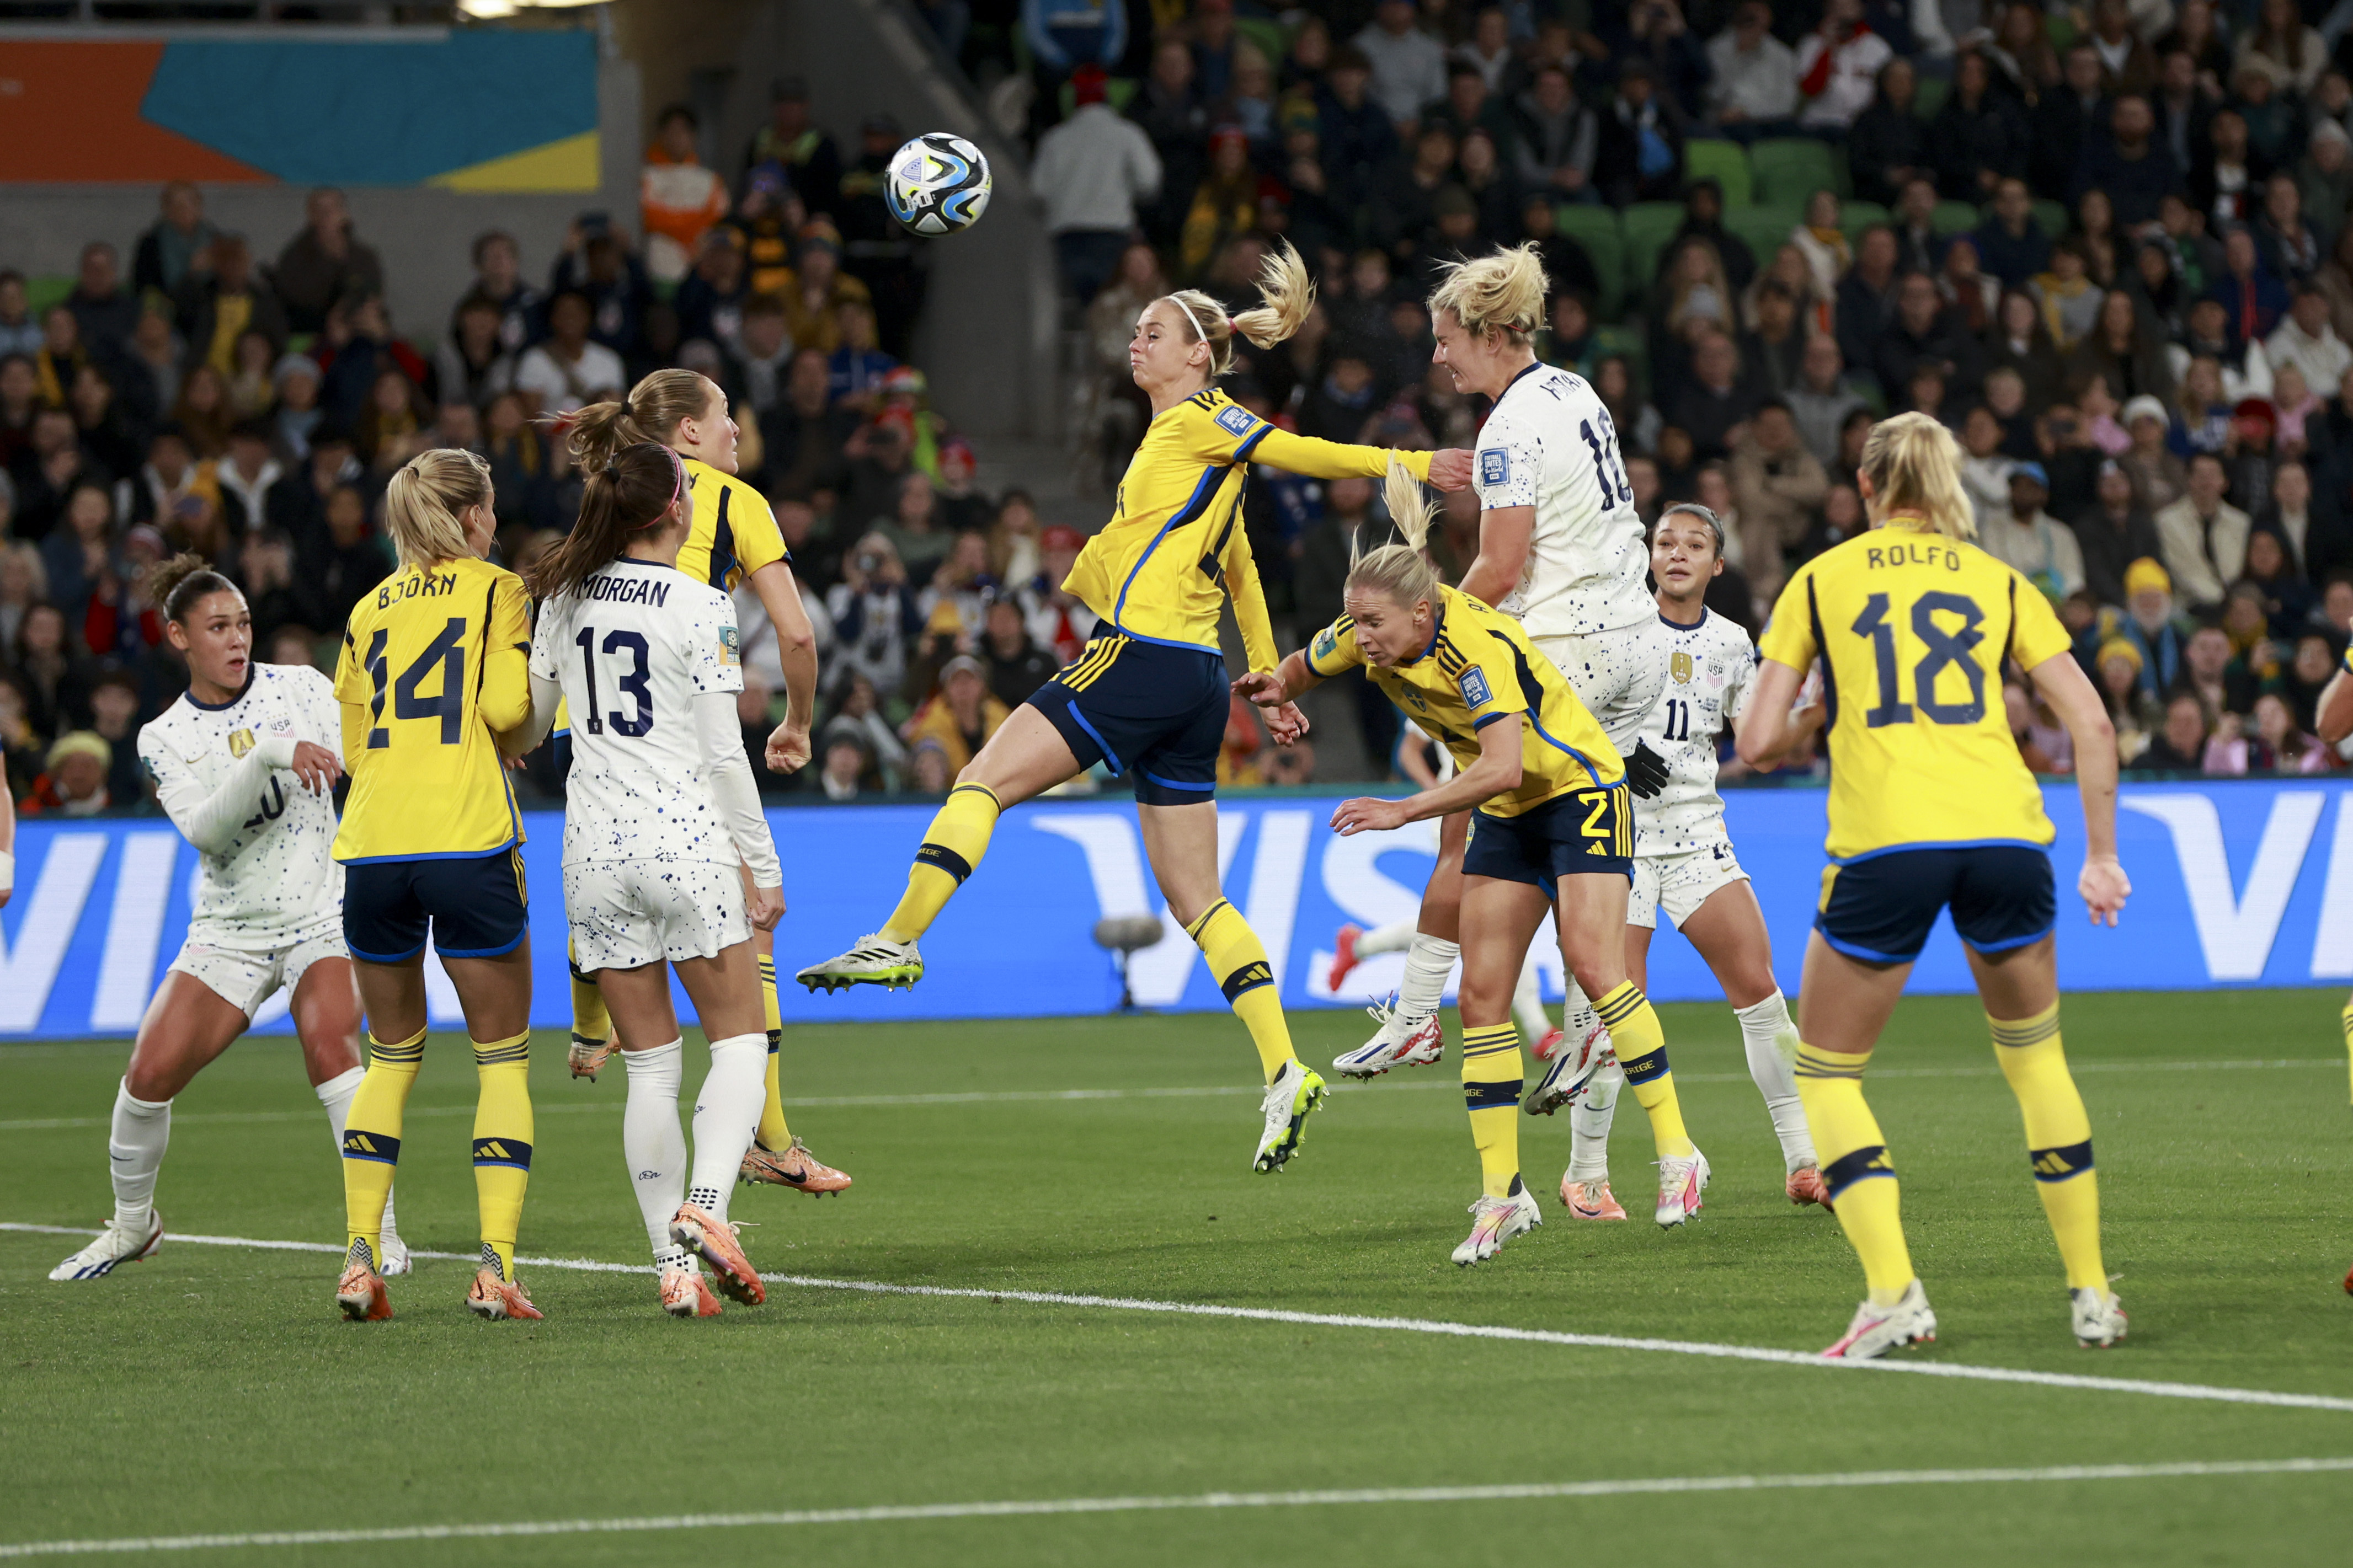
top-left (0, 1056), bottom-right (2336, 1132)
top-left (7, 1223), bottom-right (2351, 1416)
top-left (1, 1457), bottom-right (2347, 1558)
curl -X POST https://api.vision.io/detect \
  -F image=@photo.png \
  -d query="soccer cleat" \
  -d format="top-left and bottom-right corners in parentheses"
top-left (48, 1213), bottom-right (164, 1281)
top-left (1560, 1176), bottom-right (1628, 1221)
top-left (1331, 995), bottom-right (1442, 1079)
top-left (1822, 1278), bottom-right (1938, 1359)
top-left (2071, 1287), bottom-right (2128, 1348)
top-left (1785, 1163), bottom-right (1832, 1210)
top-left (1656, 1147), bottom-right (1711, 1227)
top-left (335, 1241), bottom-right (392, 1322)
top-left (1534, 1026), bottom-right (1565, 1062)
top-left (465, 1266), bottom-right (543, 1321)
top-left (568, 1032), bottom-right (617, 1080)
top-left (1523, 1022), bottom-right (1614, 1116)
top-left (1253, 1059), bottom-right (1327, 1172)
top-left (1452, 1177), bottom-right (1543, 1266)
top-left (796, 933), bottom-right (922, 993)
top-left (660, 1267), bottom-right (724, 1319)
top-left (670, 1203), bottom-right (766, 1305)
top-left (739, 1135), bottom-right (853, 1195)
top-left (1326, 923), bottom-right (1365, 991)
top-left (378, 1227), bottom-right (413, 1277)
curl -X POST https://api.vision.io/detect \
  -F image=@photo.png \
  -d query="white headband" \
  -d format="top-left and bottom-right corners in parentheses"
top-left (1166, 294), bottom-right (1216, 350)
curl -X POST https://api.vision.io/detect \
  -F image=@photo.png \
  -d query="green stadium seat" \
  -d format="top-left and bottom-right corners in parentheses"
top-left (1620, 201), bottom-right (1685, 298)
top-left (2032, 199), bottom-right (2072, 239)
top-left (1682, 138), bottom-right (1752, 206)
top-left (1838, 200), bottom-right (1892, 241)
top-left (25, 275), bottom-right (71, 316)
top-left (1550, 202), bottom-right (1626, 315)
top-left (1589, 323), bottom-right (1646, 385)
top-left (1931, 200), bottom-right (1979, 235)
top-left (1232, 17), bottom-right (1288, 63)
top-left (1912, 73), bottom-right (1950, 121)
top-left (1727, 202), bottom-right (1804, 264)
top-left (1751, 136), bottom-right (1840, 204)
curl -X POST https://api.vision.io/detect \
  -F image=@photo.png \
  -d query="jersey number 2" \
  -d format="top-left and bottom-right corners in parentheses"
top-left (575, 628), bottom-right (653, 737)
top-left (1851, 591), bottom-right (1986, 727)
top-left (365, 619), bottom-right (467, 749)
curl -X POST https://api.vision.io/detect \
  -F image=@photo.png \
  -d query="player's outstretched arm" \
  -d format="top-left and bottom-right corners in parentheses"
top-left (2317, 667), bottom-right (2353, 746)
top-left (147, 733), bottom-right (319, 857)
top-left (1456, 504), bottom-right (1532, 608)
top-left (2028, 649), bottom-right (2129, 927)
top-left (745, 559), bottom-right (819, 774)
top-left (1243, 429), bottom-right (1472, 491)
top-left (1734, 657), bottom-right (1812, 771)
top-left (1332, 713), bottom-right (1523, 836)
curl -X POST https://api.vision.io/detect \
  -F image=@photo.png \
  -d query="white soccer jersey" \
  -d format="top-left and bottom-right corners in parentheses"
top-left (531, 559), bottom-right (746, 866)
top-left (1472, 362), bottom-right (1653, 639)
top-left (139, 662), bottom-right (344, 950)
top-left (1633, 609), bottom-right (1757, 859)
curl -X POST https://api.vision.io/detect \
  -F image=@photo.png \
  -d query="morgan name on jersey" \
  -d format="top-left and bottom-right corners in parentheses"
top-left (1634, 610), bottom-right (1756, 859)
top-left (138, 663), bottom-right (344, 948)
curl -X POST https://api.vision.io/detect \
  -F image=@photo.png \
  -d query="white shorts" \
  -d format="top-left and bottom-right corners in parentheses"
top-left (169, 921), bottom-right (349, 1020)
top-left (565, 857), bottom-right (749, 973)
top-left (1629, 842), bottom-right (1749, 932)
top-left (1533, 620), bottom-right (1672, 756)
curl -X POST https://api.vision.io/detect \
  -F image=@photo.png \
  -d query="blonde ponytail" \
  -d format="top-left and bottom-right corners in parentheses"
top-left (1427, 242), bottom-right (1549, 342)
top-left (562, 367), bottom-right (712, 472)
top-left (1344, 458), bottom-right (1442, 610)
top-left (1858, 411), bottom-right (1976, 542)
top-left (1160, 239), bottom-right (1317, 377)
top-left (383, 447), bottom-right (492, 569)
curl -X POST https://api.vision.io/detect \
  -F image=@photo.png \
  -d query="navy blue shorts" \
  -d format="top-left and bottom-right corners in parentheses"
top-left (1463, 785), bottom-right (1634, 889)
top-left (1031, 632), bottom-right (1226, 807)
top-left (343, 848), bottom-right (530, 964)
top-left (1816, 844), bottom-right (2055, 964)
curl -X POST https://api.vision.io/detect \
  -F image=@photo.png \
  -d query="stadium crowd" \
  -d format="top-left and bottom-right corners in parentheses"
top-left (964, 0), bottom-right (2353, 777)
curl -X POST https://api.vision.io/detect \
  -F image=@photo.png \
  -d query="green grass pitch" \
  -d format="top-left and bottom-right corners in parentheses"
top-left (2, 989), bottom-right (2350, 1565)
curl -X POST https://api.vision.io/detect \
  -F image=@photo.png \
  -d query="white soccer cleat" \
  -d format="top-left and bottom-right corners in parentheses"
top-left (1331, 994), bottom-right (1442, 1079)
top-left (1452, 1178), bottom-right (1543, 1266)
top-left (2071, 1287), bottom-right (2128, 1348)
top-left (1523, 1021), bottom-right (1614, 1116)
top-left (1822, 1278), bottom-right (1938, 1359)
top-left (1253, 1058), bottom-right (1328, 1172)
top-left (796, 933), bottom-right (922, 993)
top-left (377, 1228), bottom-right (412, 1278)
top-left (48, 1214), bottom-right (164, 1281)
top-left (1655, 1146), bottom-right (1710, 1227)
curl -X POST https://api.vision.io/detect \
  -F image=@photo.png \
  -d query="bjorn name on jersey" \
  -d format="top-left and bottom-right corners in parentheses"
top-left (1471, 362), bottom-right (1654, 640)
top-left (138, 663), bottom-right (345, 948)
top-left (1633, 610), bottom-right (1757, 859)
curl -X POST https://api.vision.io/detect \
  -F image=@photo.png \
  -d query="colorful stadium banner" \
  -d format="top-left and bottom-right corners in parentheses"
top-left (0, 31), bottom-right (597, 188)
top-left (5, 780), bottom-right (2353, 1039)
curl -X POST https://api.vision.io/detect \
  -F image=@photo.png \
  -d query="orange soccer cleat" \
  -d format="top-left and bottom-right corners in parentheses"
top-left (335, 1243), bottom-right (393, 1322)
top-left (1559, 1176), bottom-right (1628, 1221)
top-left (670, 1203), bottom-right (765, 1305)
top-left (660, 1267), bottom-right (724, 1319)
top-left (1786, 1164), bottom-right (1833, 1210)
top-left (1326, 924), bottom-right (1365, 992)
top-left (466, 1266), bottom-right (543, 1321)
top-left (739, 1136), bottom-right (852, 1195)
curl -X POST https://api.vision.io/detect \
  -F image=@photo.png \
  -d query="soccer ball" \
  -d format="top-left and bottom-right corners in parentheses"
top-left (886, 132), bottom-right (992, 236)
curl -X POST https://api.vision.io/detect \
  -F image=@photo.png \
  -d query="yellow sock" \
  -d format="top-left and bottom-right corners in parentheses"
top-left (1796, 1040), bottom-right (1913, 1304)
top-left (470, 1031), bottom-right (534, 1281)
top-left (1186, 898), bottom-right (1295, 1082)
top-left (2341, 998), bottom-right (2353, 1104)
top-left (342, 1026), bottom-right (424, 1264)
top-left (568, 938), bottom-right (609, 1050)
top-left (755, 955), bottom-right (792, 1148)
top-left (882, 783), bottom-right (1000, 943)
top-left (1461, 1022), bottom-right (1523, 1198)
top-left (1991, 1005), bottom-right (2106, 1292)
top-left (1597, 982), bottom-right (1694, 1159)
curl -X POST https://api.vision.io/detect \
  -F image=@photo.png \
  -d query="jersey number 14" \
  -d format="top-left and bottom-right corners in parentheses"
top-left (365, 619), bottom-right (466, 748)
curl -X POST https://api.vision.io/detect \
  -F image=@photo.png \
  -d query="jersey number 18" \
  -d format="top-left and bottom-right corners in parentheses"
top-left (1852, 590), bottom-right (1988, 727)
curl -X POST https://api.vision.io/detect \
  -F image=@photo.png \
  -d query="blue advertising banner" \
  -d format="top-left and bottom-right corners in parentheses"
top-left (4, 780), bottom-right (2351, 1039)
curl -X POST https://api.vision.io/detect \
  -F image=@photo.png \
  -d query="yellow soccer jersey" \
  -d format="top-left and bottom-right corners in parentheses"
top-left (332, 555), bottom-right (533, 864)
top-left (677, 456), bottom-right (788, 592)
top-left (1305, 583), bottom-right (1624, 817)
top-left (1759, 524), bottom-right (2072, 862)
top-left (1061, 387), bottom-right (1432, 671)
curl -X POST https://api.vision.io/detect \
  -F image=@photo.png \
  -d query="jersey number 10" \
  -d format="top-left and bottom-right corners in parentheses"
top-left (365, 620), bottom-right (467, 748)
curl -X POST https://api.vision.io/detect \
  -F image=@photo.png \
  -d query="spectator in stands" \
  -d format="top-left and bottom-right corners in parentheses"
top-left (2074, 458), bottom-right (2167, 604)
top-left (2078, 96), bottom-right (2179, 227)
top-left (1984, 463), bottom-right (2087, 598)
top-left (746, 77), bottom-right (840, 218)
top-left (2137, 690), bottom-right (2210, 769)
top-left (2264, 285), bottom-right (2351, 394)
top-left (0, 273), bottom-right (36, 362)
top-left (214, 419), bottom-right (281, 538)
top-left (2254, 174), bottom-right (2323, 286)
top-left (2240, 0), bottom-right (2325, 96)
top-left (1596, 60), bottom-right (1685, 207)
top-left (2085, 0), bottom-right (2157, 98)
top-left (2033, 46), bottom-right (2114, 204)
top-left (2156, 449), bottom-right (2250, 608)
top-left (66, 243), bottom-right (138, 366)
top-left (1032, 65), bottom-right (1162, 306)
top-left (1795, 0), bottom-right (1893, 132)
top-left (434, 294), bottom-right (513, 413)
top-left (461, 231), bottom-right (543, 356)
top-left (1788, 333), bottom-right (1868, 465)
top-left (268, 354), bottom-right (323, 465)
top-left (1705, 1), bottom-right (1799, 140)
top-left (175, 234), bottom-right (286, 383)
top-left (1668, 330), bottom-right (1758, 462)
top-left (1932, 50), bottom-right (2030, 202)
top-left (1354, 0), bottom-right (1446, 131)
top-left (1832, 224), bottom-right (1898, 374)
top-left (1510, 60), bottom-right (1597, 201)
top-left (1023, 0), bottom-right (1126, 82)
top-left (979, 595), bottom-right (1055, 709)
top-left (1876, 270), bottom-right (1983, 408)
top-left (1845, 56), bottom-right (1925, 208)
top-left (2031, 239), bottom-right (2105, 352)
top-left (641, 104), bottom-right (730, 287)
top-left (133, 182), bottom-right (216, 303)
top-left (1728, 399), bottom-right (1827, 599)
top-left (19, 730), bottom-right (111, 817)
top-left (274, 188), bottom-right (383, 336)
top-left (514, 291), bottom-right (625, 417)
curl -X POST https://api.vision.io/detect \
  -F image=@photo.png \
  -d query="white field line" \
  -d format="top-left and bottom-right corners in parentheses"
top-left (2, 1457), bottom-right (2350, 1558)
top-left (0, 1057), bottom-right (2337, 1132)
top-left (6, 1223), bottom-right (2352, 1416)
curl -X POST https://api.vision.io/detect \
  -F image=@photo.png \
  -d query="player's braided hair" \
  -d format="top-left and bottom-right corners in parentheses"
top-left (1859, 411), bottom-right (1977, 542)
top-left (564, 368), bottom-right (713, 470)
top-left (151, 550), bottom-right (241, 623)
top-left (529, 442), bottom-right (686, 600)
top-left (1427, 242), bottom-right (1549, 343)
top-left (1161, 239), bottom-right (1315, 378)
top-left (1343, 458), bottom-right (1442, 612)
top-left (383, 448), bottom-right (493, 569)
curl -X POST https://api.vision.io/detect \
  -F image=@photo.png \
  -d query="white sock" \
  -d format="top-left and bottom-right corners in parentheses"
top-left (108, 1080), bottom-right (171, 1230)
top-left (1735, 991), bottom-right (1816, 1172)
top-left (1562, 984), bottom-right (1613, 1181)
top-left (1353, 919), bottom-right (1421, 957)
top-left (1397, 935), bottom-right (1459, 1019)
top-left (1512, 951), bottom-right (1551, 1042)
top-left (623, 1040), bottom-right (691, 1271)
top-left (317, 1066), bottom-right (399, 1246)
top-left (686, 1033), bottom-right (769, 1226)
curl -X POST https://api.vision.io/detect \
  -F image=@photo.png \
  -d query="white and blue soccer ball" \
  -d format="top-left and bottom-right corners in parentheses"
top-left (887, 132), bottom-right (993, 236)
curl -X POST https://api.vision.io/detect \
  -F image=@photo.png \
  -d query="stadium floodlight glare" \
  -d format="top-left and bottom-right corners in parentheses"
top-left (458, 0), bottom-right (605, 16)
top-left (1092, 914), bottom-right (1164, 1013)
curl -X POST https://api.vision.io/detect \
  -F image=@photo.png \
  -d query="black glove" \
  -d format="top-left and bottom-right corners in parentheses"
top-left (1626, 738), bottom-right (1670, 799)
